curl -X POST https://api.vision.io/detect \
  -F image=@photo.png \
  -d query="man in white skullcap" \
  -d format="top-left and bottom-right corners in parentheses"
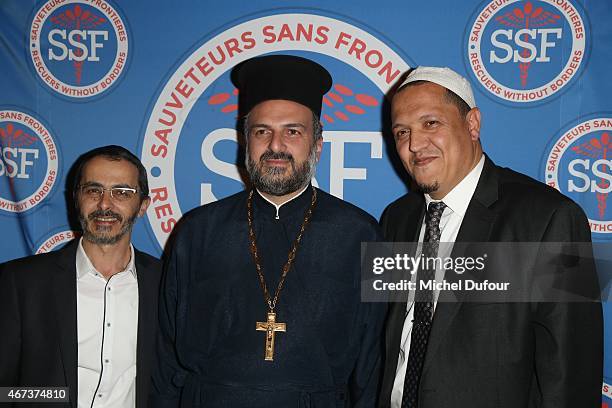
top-left (378, 66), bottom-right (602, 408)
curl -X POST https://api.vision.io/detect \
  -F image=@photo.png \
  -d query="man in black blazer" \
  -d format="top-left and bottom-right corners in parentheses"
top-left (378, 67), bottom-right (603, 407)
top-left (0, 145), bottom-right (162, 408)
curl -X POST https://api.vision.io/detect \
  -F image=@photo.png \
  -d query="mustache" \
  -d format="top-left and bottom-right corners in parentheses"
top-left (259, 150), bottom-right (294, 163)
top-left (88, 209), bottom-right (124, 222)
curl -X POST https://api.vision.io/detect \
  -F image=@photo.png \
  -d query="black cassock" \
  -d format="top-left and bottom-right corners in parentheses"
top-left (151, 186), bottom-right (387, 407)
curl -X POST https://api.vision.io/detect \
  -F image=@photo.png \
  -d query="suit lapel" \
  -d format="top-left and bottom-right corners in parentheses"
top-left (381, 196), bottom-right (426, 404)
top-left (391, 196), bottom-right (425, 244)
top-left (452, 156), bottom-right (499, 245)
top-left (52, 242), bottom-right (79, 408)
top-left (422, 156), bottom-right (499, 377)
top-left (135, 251), bottom-right (156, 408)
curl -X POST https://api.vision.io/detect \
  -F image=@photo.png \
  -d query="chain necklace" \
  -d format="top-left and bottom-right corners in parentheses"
top-left (247, 186), bottom-right (317, 311)
top-left (247, 186), bottom-right (317, 360)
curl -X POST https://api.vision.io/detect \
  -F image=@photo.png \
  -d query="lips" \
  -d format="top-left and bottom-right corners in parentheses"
top-left (260, 151), bottom-right (293, 162)
top-left (94, 217), bottom-right (118, 223)
top-left (260, 151), bottom-right (294, 172)
top-left (413, 156), bottom-right (437, 166)
top-left (88, 210), bottom-right (123, 226)
top-left (265, 159), bottom-right (289, 166)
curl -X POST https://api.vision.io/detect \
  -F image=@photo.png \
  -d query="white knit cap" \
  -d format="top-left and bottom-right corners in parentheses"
top-left (398, 66), bottom-right (476, 109)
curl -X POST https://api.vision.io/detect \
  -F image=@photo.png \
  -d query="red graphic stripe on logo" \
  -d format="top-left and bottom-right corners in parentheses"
top-left (207, 89), bottom-right (240, 116)
top-left (221, 104), bottom-right (238, 113)
top-left (334, 84), bottom-right (354, 96)
top-left (208, 83), bottom-right (379, 126)
top-left (208, 93), bottom-right (231, 105)
top-left (345, 105), bottom-right (365, 115)
top-left (328, 92), bottom-right (343, 103)
top-left (321, 85), bottom-right (378, 124)
top-left (334, 111), bottom-right (349, 121)
top-left (355, 94), bottom-right (378, 107)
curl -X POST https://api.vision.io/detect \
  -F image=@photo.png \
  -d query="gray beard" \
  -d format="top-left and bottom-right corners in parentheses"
top-left (79, 209), bottom-right (137, 245)
top-left (246, 145), bottom-right (317, 196)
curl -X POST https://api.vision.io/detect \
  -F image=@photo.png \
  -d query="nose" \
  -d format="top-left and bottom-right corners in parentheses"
top-left (97, 189), bottom-right (113, 211)
top-left (409, 130), bottom-right (429, 153)
top-left (267, 130), bottom-right (286, 153)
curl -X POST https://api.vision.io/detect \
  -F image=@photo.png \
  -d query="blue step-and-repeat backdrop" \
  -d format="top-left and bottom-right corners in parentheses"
top-left (1, 0), bottom-right (611, 403)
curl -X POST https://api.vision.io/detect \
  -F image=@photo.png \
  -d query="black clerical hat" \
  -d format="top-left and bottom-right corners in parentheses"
top-left (231, 54), bottom-right (332, 118)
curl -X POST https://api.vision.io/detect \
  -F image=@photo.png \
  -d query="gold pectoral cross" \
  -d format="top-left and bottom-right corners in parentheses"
top-left (256, 312), bottom-right (286, 361)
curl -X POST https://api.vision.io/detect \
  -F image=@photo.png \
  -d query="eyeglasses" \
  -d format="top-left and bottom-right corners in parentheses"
top-left (79, 185), bottom-right (139, 202)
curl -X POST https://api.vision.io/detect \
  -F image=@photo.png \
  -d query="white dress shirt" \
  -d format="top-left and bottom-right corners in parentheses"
top-left (76, 239), bottom-right (139, 408)
top-left (390, 155), bottom-right (485, 407)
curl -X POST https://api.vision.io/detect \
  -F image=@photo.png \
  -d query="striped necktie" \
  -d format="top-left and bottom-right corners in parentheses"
top-left (401, 201), bottom-right (446, 408)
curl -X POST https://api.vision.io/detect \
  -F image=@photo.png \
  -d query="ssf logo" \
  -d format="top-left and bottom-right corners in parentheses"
top-left (29, 0), bottom-right (129, 99)
top-left (140, 13), bottom-right (411, 248)
top-left (466, 0), bottom-right (587, 104)
top-left (544, 117), bottom-right (612, 235)
top-left (0, 110), bottom-right (59, 213)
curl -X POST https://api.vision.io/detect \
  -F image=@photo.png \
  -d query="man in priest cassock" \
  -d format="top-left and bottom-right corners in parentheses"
top-left (149, 55), bottom-right (387, 408)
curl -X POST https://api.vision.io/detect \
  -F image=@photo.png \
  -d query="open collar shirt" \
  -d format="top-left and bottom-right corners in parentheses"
top-left (76, 239), bottom-right (138, 408)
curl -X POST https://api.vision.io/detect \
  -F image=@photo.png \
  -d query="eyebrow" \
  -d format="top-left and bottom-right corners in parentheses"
top-left (418, 114), bottom-right (439, 120)
top-left (250, 123), bottom-right (307, 129)
top-left (283, 123), bottom-right (307, 129)
top-left (80, 181), bottom-right (135, 189)
top-left (392, 114), bottom-right (440, 128)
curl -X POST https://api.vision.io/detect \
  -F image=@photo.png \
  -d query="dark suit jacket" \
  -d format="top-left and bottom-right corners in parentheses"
top-left (378, 156), bottom-right (603, 408)
top-left (0, 240), bottom-right (162, 408)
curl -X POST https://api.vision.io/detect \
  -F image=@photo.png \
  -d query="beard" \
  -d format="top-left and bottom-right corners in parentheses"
top-left (246, 143), bottom-right (318, 196)
top-left (417, 181), bottom-right (440, 194)
top-left (79, 208), bottom-right (138, 245)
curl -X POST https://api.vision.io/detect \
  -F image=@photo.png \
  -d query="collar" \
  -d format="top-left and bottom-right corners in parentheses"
top-left (76, 237), bottom-right (137, 280)
top-left (254, 184), bottom-right (312, 220)
top-left (425, 154), bottom-right (485, 216)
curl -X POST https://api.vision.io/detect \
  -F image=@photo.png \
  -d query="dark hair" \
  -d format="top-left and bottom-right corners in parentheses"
top-left (72, 145), bottom-right (149, 201)
top-left (397, 80), bottom-right (472, 118)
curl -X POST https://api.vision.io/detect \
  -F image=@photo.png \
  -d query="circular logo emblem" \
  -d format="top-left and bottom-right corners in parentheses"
top-left (140, 12), bottom-right (411, 248)
top-left (603, 381), bottom-right (612, 404)
top-left (544, 117), bottom-right (612, 235)
top-left (36, 229), bottom-right (79, 254)
top-left (466, 0), bottom-right (587, 104)
top-left (29, 0), bottom-right (129, 99)
top-left (0, 110), bottom-right (59, 213)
